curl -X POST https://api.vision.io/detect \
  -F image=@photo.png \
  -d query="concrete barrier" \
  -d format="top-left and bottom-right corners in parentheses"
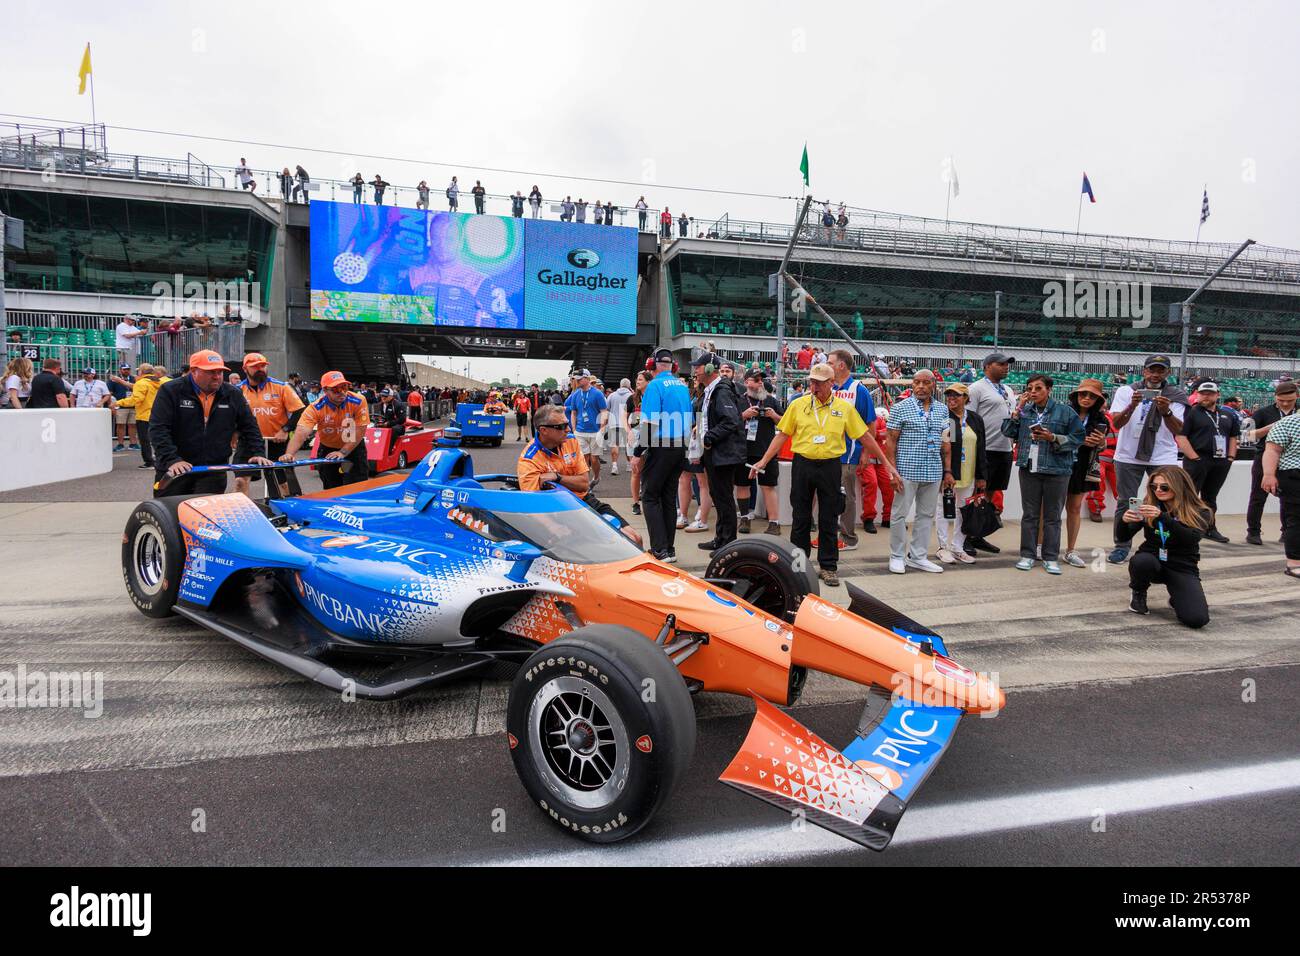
top-left (0, 409), bottom-right (114, 491)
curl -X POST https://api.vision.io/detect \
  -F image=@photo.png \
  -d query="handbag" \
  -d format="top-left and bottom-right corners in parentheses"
top-left (960, 493), bottom-right (1002, 540)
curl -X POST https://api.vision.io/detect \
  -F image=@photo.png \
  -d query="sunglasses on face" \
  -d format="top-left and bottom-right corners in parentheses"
top-left (539, 423), bottom-right (567, 431)
top-left (1151, 483), bottom-right (1173, 492)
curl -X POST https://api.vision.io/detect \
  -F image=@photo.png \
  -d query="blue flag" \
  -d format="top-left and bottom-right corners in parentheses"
top-left (1081, 172), bottom-right (1096, 203)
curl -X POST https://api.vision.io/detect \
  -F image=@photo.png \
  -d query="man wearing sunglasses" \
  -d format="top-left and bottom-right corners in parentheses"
top-left (518, 404), bottom-right (642, 547)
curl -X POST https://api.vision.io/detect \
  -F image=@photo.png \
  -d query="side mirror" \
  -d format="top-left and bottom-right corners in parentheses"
top-left (498, 540), bottom-right (543, 582)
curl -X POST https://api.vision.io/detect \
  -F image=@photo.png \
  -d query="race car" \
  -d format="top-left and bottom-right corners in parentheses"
top-left (121, 445), bottom-right (1004, 849)
top-left (364, 418), bottom-right (442, 475)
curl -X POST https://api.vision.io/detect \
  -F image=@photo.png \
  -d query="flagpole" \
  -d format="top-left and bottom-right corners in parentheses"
top-left (1076, 191), bottom-right (1083, 234)
top-left (1195, 182), bottom-right (1205, 243)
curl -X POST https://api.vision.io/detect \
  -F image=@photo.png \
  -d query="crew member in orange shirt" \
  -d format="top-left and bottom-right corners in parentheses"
top-left (280, 370), bottom-right (371, 489)
top-left (236, 352), bottom-right (306, 496)
top-left (512, 389), bottom-right (532, 442)
top-left (518, 404), bottom-right (642, 547)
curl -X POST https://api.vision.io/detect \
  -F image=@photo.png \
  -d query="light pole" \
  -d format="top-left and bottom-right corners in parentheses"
top-left (1177, 238), bottom-right (1255, 383)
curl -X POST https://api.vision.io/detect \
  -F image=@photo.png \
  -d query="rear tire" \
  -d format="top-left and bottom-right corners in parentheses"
top-left (704, 533), bottom-right (819, 622)
top-left (397, 452), bottom-right (408, 469)
top-left (121, 498), bottom-right (187, 618)
top-left (507, 625), bottom-right (695, 843)
top-left (490, 436), bottom-right (503, 447)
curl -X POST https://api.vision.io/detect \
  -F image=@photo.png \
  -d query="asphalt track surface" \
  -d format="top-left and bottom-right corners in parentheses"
top-left (1, 440), bottom-right (1297, 865)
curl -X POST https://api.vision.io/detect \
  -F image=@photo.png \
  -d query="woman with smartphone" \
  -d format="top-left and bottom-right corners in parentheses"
top-left (1062, 379), bottom-right (1110, 566)
top-left (1120, 465), bottom-right (1211, 627)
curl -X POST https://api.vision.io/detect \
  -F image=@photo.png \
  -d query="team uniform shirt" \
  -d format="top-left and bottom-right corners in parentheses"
top-left (833, 376), bottom-right (877, 465)
top-left (966, 377), bottom-right (1017, 453)
top-left (887, 396), bottom-right (950, 482)
top-left (517, 435), bottom-right (589, 495)
top-left (299, 391), bottom-right (370, 448)
top-left (639, 371), bottom-right (694, 446)
top-left (240, 377), bottom-right (305, 438)
top-left (564, 387), bottom-right (607, 434)
top-left (776, 393), bottom-right (868, 460)
top-left (513, 393), bottom-right (533, 416)
top-left (1267, 413), bottom-right (1300, 471)
top-left (70, 379), bottom-right (111, 408)
top-left (1110, 385), bottom-right (1187, 466)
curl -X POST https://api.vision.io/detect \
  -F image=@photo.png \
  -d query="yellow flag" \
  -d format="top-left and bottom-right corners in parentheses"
top-left (77, 43), bottom-right (92, 95)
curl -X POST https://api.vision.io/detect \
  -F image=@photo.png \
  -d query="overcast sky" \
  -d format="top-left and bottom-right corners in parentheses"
top-left (4, 0), bottom-right (1297, 377)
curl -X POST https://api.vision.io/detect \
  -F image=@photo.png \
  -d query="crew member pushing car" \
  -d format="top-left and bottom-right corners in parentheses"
top-left (518, 404), bottom-right (643, 547)
top-left (280, 370), bottom-right (371, 489)
top-left (236, 352), bottom-right (305, 497)
top-left (147, 349), bottom-right (272, 497)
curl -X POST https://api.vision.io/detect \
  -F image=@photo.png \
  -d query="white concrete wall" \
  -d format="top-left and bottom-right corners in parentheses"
top-left (0, 409), bottom-right (114, 491)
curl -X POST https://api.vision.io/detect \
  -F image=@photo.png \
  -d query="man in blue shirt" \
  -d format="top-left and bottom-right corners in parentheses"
top-left (828, 349), bottom-right (876, 551)
top-left (564, 369), bottom-right (609, 487)
top-left (637, 348), bottom-right (694, 562)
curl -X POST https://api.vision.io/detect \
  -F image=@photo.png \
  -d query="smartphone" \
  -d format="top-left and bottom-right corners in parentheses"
top-left (1128, 496), bottom-right (1143, 513)
top-left (1139, 389), bottom-right (1159, 400)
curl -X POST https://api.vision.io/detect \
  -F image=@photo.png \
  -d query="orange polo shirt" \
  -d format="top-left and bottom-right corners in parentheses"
top-left (300, 391), bottom-right (370, 448)
top-left (517, 435), bottom-right (588, 496)
top-left (240, 377), bottom-right (305, 437)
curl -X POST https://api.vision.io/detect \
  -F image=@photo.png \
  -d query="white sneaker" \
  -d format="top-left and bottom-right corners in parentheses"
top-left (684, 519), bottom-right (709, 533)
top-left (888, 557), bottom-right (906, 574)
top-left (905, 557), bottom-right (944, 573)
top-left (611, 464), bottom-right (619, 476)
top-left (1065, 550), bottom-right (1087, 568)
top-left (676, 514), bottom-right (688, 529)
top-left (936, 548), bottom-right (956, 564)
top-left (1016, 557), bottom-right (1035, 571)
top-left (953, 549), bottom-right (976, 564)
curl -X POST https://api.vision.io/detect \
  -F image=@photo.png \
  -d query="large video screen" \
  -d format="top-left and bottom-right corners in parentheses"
top-left (309, 201), bottom-right (636, 335)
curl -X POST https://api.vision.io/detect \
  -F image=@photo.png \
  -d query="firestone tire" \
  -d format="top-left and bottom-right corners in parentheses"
top-left (507, 625), bottom-right (696, 844)
top-left (121, 498), bottom-right (188, 618)
top-left (704, 533), bottom-right (819, 622)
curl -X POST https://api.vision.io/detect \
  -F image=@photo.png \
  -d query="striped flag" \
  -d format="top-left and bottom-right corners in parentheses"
top-left (1081, 172), bottom-right (1096, 203)
top-left (1200, 188), bottom-right (1210, 225)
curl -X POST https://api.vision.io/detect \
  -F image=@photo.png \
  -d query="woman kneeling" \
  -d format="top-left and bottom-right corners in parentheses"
top-left (1120, 465), bottom-right (1211, 628)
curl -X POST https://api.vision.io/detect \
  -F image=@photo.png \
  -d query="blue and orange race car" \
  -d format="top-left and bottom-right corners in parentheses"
top-left (121, 444), bottom-right (1004, 848)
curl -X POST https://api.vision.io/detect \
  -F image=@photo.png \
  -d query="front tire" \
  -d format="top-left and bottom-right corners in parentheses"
top-left (507, 625), bottom-right (695, 843)
top-left (122, 498), bottom-right (187, 618)
top-left (704, 533), bottom-right (819, 622)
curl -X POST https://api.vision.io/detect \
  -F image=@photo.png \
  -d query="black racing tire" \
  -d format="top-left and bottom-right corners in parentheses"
top-left (704, 533), bottom-right (819, 622)
top-left (490, 436), bottom-right (503, 447)
top-left (507, 625), bottom-right (696, 843)
top-left (397, 451), bottom-right (408, 469)
top-left (121, 497), bottom-right (188, 618)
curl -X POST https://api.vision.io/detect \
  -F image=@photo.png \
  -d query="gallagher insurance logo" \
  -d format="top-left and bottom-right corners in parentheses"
top-left (539, 247), bottom-right (627, 290)
top-left (567, 248), bottom-right (601, 269)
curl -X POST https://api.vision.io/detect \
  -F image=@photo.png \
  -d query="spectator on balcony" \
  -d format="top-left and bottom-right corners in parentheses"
top-left (511, 191), bottom-right (525, 217)
top-left (836, 203), bottom-right (848, 241)
top-left (575, 198), bottom-right (588, 223)
top-left (661, 207), bottom-right (673, 238)
top-left (416, 180), bottom-right (430, 210)
top-left (351, 172), bottom-right (364, 204)
top-left (446, 176), bottom-right (459, 211)
top-left (472, 180), bottom-right (486, 214)
top-left (821, 202), bottom-right (835, 242)
top-left (593, 201), bottom-right (605, 225)
top-left (372, 174), bottom-right (390, 206)
top-left (2, 357), bottom-right (34, 409)
top-left (292, 165), bottom-right (310, 203)
top-left (606, 202), bottom-right (618, 225)
top-left (561, 196), bottom-right (575, 222)
top-left (236, 158), bottom-right (256, 193)
top-left (277, 167), bottom-right (293, 201)
top-left (115, 315), bottom-right (145, 368)
top-left (529, 186), bottom-right (543, 218)
top-left (636, 197), bottom-right (648, 231)
top-left (678, 212), bottom-right (689, 237)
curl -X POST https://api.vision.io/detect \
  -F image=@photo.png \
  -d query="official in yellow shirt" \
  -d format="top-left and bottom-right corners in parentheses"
top-left (115, 363), bottom-right (170, 470)
top-left (280, 370), bottom-right (371, 490)
top-left (749, 363), bottom-right (899, 586)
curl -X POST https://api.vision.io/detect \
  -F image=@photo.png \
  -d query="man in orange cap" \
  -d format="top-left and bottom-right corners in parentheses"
top-left (280, 370), bottom-right (371, 489)
top-left (147, 349), bottom-right (272, 497)
top-left (236, 352), bottom-right (306, 497)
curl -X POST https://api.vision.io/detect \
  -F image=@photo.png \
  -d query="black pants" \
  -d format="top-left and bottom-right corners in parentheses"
top-left (1129, 551), bottom-right (1210, 629)
top-left (1247, 455), bottom-right (1287, 536)
top-left (1279, 469), bottom-right (1300, 561)
top-left (137, 420), bottom-right (154, 467)
top-left (985, 450), bottom-right (1013, 494)
top-left (791, 455), bottom-right (841, 571)
top-left (703, 453), bottom-right (739, 547)
top-left (154, 469), bottom-right (228, 498)
top-left (317, 444), bottom-right (370, 489)
top-left (249, 439), bottom-right (302, 496)
top-left (1183, 456), bottom-right (1231, 522)
top-left (640, 447), bottom-right (685, 554)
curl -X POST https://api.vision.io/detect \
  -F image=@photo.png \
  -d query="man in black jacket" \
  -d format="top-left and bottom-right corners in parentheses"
top-left (691, 352), bottom-right (745, 552)
top-left (148, 350), bottom-right (271, 497)
top-left (373, 388), bottom-right (408, 458)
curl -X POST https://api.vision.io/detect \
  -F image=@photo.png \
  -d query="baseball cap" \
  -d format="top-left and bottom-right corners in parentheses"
top-left (188, 350), bottom-right (227, 372)
top-left (1196, 381), bottom-right (1220, 393)
top-left (653, 347), bottom-right (674, 363)
top-left (242, 352), bottom-right (269, 369)
top-left (984, 352), bottom-right (1015, 366)
top-left (320, 370), bottom-right (351, 388)
top-left (691, 352), bottom-right (721, 368)
top-left (379, 388), bottom-right (394, 397)
top-left (576, 368), bottom-right (592, 379)
top-left (943, 382), bottom-right (970, 396)
top-left (1144, 354), bottom-right (1172, 369)
top-left (808, 363), bottom-right (834, 382)
top-left (82, 367), bottom-right (97, 375)
top-left (1275, 380), bottom-right (1298, 396)
top-left (119, 363), bottom-right (131, 371)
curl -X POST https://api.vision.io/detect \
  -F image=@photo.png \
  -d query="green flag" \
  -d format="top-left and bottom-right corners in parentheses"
top-left (799, 144), bottom-right (809, 186)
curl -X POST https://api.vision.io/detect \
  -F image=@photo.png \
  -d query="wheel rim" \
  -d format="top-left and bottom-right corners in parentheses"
top-left (528, 676), bottom-right (629, 810)
top-left (398, 452), bottom-right (407, 468)
top-left (133, 524), bottom-right (165, 595)
top-left (724, 558), bottom-right (798, 619)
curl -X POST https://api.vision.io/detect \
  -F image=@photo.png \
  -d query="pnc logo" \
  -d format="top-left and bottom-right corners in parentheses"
top-left (566, 248), bottom-right (600, 269)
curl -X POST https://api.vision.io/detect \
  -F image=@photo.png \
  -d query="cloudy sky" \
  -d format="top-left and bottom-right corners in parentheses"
top-left (4, 0), bottom-right (1296, 378)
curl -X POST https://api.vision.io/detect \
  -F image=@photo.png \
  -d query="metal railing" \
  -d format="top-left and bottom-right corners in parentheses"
top-left (0, 122), bottom-right (224, 187)
top-left (6, 324), bottom-right (245, 375)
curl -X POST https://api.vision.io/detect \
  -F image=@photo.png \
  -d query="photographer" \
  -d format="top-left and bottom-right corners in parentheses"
top-left (1121, 466), bottom-right (1211, 627)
